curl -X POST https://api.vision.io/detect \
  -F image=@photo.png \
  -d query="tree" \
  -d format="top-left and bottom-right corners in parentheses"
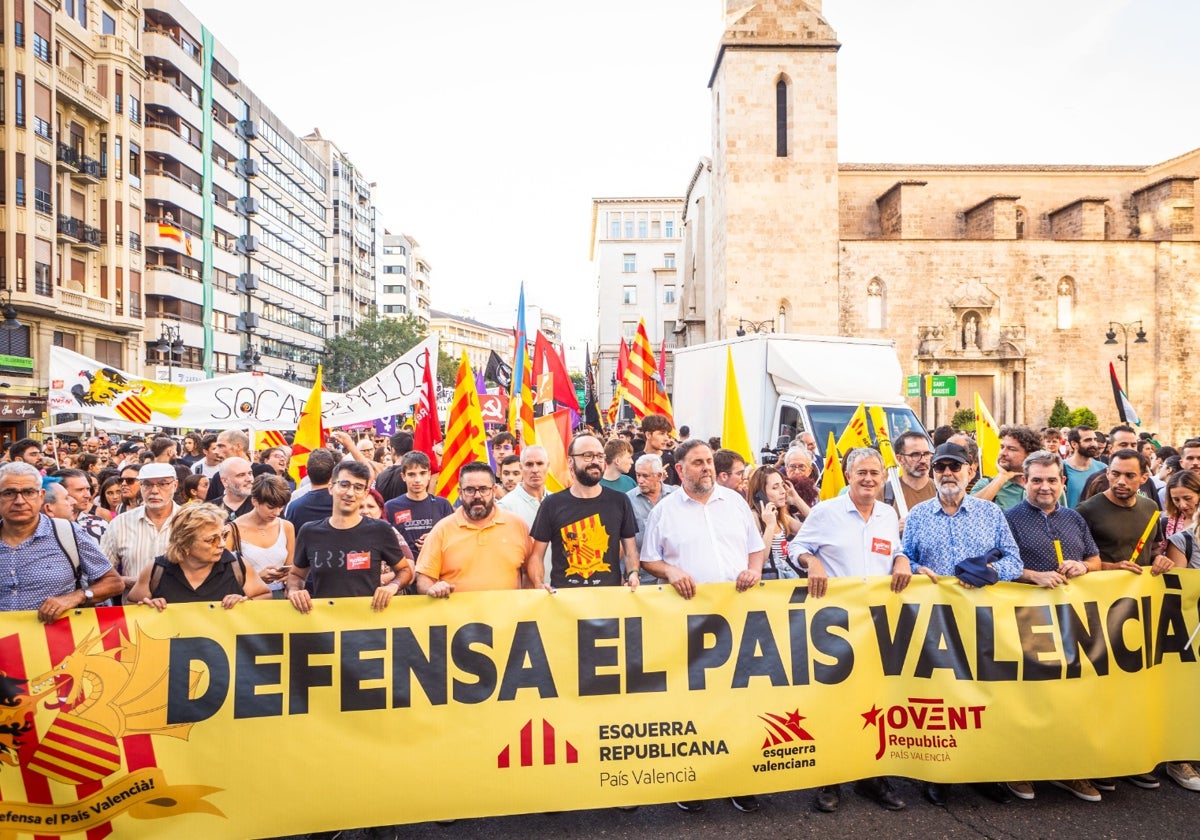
top-left (570, 372), bottom-right (585, 390)
top-left (437, 349), bottom-right (458, 389)
top-left (1068, 406), bottom-right (1099, 428)
top-left (1048, 397), bottom-right (1072, 428)
top-left (951, 408), bottom-right (976, 431)
top-left (323, 309), bottom-right (426, 391)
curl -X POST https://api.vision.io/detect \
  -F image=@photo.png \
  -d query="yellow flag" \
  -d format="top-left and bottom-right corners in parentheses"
top-left (134, 380), bottom-right (187, 419)
top-left (721, 348), bottom-right (755, 467)
top-left (867, 406), bottom-right (897, 469)
top-left (289, 366), bottom-right (324, 484)
top-left (974, 392), bottom-right (1001, 473)
top-left (819, 431), bottom-right (847, 501)
top-left (836, 402), bottom-right (872, 454)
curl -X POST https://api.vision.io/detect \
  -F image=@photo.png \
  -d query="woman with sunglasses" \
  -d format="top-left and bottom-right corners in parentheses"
top-left (129, 503), bottom-right (270, 609)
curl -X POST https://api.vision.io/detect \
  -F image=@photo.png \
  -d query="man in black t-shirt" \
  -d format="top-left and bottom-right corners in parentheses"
top-left (286, 461), bottom-right (414, 612)
top-left (528, 435), bottom-right (640, 589)
top-left (383, 452), bottom-right (454, 555)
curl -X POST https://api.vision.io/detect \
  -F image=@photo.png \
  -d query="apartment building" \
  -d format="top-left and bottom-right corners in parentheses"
top-left (589, 197), bottom-right (683, 406)
top-left (428, 309), bottom-right (513, 379)
top-left (0, 0), bottom-right (147, 438)
top-left (303, 129), bottom-right (375, 336)
top-left (379, 230), bottom-right (431, 326)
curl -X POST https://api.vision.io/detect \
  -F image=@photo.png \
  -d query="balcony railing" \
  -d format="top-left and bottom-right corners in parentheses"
top-left (57, 216), bottom-right (102, 246)
top-left (129, 233), bottom-right (142, 251)
top-left (57, 143), bottom-right (81, 169)
top-left (34, 190), bottom-right (53, 215)
top-left (34, 276), bottom-right (53, 297)
top-left (34, 118), bottom-right (52, 140)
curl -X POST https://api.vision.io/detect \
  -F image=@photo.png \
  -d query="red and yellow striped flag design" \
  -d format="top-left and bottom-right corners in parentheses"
top-left (435, 353), bottom-right (491, 504)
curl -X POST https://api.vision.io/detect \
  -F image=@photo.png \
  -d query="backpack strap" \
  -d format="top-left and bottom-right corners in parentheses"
top-left (50, 517), bottom-right (83, 590)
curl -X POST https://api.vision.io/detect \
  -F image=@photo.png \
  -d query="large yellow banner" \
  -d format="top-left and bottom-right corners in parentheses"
top-left (1, 572), bottom-right (1199, 837)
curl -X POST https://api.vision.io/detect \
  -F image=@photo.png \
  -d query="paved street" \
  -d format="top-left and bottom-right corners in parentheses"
top-left (275, 772), bottom-right (1200, 839)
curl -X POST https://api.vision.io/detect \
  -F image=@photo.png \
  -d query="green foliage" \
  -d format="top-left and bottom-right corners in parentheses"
top-left (322, 309), bottom-right (426, 391)
top-left (570, 372), bottom-right (585, 390)
top-left (1067, 406), bottom-right (1099, 428)
top-left (951, 408), bottom-right (976, 431)
top-left (1048, 396), bottom-right (1072, 428)
top-left (437, 349), bottom-right (458, 388)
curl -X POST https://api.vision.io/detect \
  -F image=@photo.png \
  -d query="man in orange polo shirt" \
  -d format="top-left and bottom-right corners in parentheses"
top-left (415, 462), bottom-right (535, 597)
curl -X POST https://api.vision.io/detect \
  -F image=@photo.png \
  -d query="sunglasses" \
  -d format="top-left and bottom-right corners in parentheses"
top-left (932, 462), bottom-right (966, 473)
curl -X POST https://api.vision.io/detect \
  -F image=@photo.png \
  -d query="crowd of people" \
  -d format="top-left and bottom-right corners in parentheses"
top-left (2, 412), bottom-right (1199, 826)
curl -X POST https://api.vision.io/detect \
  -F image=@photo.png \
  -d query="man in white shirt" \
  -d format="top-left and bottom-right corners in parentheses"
top-left (641, 439), bottom-right (764, 599)
top-left (640, 439), bottom-right (765, 815)
top-left (100, 462), bottom-right (180, 595)
top-left (496, 445), bottom-right (549, 528)
top-left (788, 446), bottom-right (911, 814)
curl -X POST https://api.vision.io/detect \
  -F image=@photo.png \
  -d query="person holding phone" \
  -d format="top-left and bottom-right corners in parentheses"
top-left (745, 466), bottom-right (802, 580)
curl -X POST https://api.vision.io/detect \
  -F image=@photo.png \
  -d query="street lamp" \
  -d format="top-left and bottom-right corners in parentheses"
top-left (736, 305), bottom-right (786, 336)
top-left (282, 363), bottom-right (297, 382)
top-left (0, 291), bottom-right (22, 331)
top-left (238, 344), bottom-right (262, 371)
top-left (155, 323), bottom-right (184, 382)
top-left (1104, 320), bottom-right (1148, 395)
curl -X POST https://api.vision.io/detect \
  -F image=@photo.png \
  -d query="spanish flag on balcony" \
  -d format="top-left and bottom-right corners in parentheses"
top-left (158, 222), bottom-right (183, 241)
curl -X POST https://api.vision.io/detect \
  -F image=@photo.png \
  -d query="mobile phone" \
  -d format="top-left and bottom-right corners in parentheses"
top-left (754, 492), bottom-right (768, 506)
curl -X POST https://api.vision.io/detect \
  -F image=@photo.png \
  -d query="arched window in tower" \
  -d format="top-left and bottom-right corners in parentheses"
top-left (775, 78), bottom-right (789, 157)
top-left (866, 278), bottom-right (885, 330)
top-left (1057, 277), bottom-right (1075, 329)
top-left (1015, 207), bottom-right (1027, 240)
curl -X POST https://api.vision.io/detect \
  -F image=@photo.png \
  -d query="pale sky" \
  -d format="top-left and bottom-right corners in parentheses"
top-left (186, 0), bottom-right (1200, 364)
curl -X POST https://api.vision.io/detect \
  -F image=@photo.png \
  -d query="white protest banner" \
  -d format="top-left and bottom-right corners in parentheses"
top-left (47, 336), bottom-right (438, 431)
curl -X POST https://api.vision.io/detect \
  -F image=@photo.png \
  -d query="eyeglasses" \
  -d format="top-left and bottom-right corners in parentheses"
top-left (902, 452), bottom-right (934, 460)
top-left (0, 488), bottom-right (44, 501)
top-left (119, 477), bottom-right (140, 484)
top-left (932, 462), bottom-right (966, 473)
top-left (569, 452), bottom-right (605, 463)
top-left (142, 479), bottom-right (176, 490)
top-left (460, 485), bottom-right (495, 497)
top-left (332, 479), bottom-right (368, 493)
top-left (785, 463), bottom-right (811, 471)
top-left (200, 529), bottom-right (231, 547)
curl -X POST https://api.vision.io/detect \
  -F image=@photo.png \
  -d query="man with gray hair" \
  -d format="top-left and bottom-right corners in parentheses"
top-left (101, 462), bottom-right (181, 594)
top-left (0, 463), bottom-right (122, 622)
top-left (788, 447), bottom-right (911, 814)
top-left (627, 453), bottom-right (677, 566)
top-left (496, 445), bottom-right (549, 528)
top-left (217, 457), bottom-right (255, 521)
top-left (41, 483), bottom-right (77, 522)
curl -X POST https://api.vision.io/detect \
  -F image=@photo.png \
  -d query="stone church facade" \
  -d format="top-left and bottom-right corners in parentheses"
top-left (677, 1), bottom-right (1198, 439)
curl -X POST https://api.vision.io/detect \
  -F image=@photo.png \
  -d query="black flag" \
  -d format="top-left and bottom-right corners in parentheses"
top-left (584, 344), bottom-right (602, 429)
top-left (485, 350), bottom-right (512, 390)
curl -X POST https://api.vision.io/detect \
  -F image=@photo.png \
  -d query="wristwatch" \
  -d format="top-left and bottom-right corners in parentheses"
top-left (82, 588), bottom-right (95, 604)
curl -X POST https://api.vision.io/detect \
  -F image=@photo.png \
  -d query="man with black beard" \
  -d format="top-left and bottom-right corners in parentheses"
top-left (527, 434), bottom-right (640, 589)
top-left (415, 462), bottom-right (534, 597)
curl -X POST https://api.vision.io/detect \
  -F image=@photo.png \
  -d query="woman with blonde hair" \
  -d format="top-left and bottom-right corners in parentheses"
top-left (745, 466), bottom-right (803, 580)
top-left (130, 503), bottom-right (270, 609)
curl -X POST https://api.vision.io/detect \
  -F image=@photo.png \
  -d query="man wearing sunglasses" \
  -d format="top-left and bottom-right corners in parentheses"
top-left (0, 463), bottom-right (122, 622)
top-left (900, 440), bottom-right (1022, 807)
top-left (100, 462), bottom-right (181, 596)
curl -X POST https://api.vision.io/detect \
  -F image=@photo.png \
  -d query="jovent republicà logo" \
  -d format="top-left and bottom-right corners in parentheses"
top-left (497, 719), bottom-right (579, 768)
top-left (862, 697), bottom-right (986, 761)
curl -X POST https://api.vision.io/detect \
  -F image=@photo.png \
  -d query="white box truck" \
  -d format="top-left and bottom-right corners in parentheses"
top-left (671, 334), bottom-right (925, 460)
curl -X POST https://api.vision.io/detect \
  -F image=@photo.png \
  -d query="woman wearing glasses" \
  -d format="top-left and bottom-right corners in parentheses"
top-left (129, 503), bottom-right (271, 609)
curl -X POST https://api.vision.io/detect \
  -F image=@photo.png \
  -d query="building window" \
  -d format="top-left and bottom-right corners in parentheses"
top-left (14, 153), bottom-right (25, 207)
top-left (621, 321), bottom-right (638, 341)
top-left (383, 285), bottom-right (406, 295)
top-left (15, 74), bottom-right (25, 128)
top-left (664, 253), bottom-right (676, 269)
top-left (624, 220), bottom-right (634, 239)
top-left (102, 13), bottom-right (115, 35)
top-left (33, 160), bottom-right (51, 215)
top-left (33, 6), bottom-right (51, 63)
top-left (610, 219), bottom-right (620, 239)
top-left (622, 285), bottom-right (637, 305)
top-left (776, 78), bottom-right (789, 157)
top-left (384, 304), bottom-right (407, 314)
top-left (383, 264), bottom-right (406, 274)
top-left (665, 219), bottom-right (674, 238)
top-left (638, 220), bottom-right (648, 239)
top-left (53, 331), bottom-right (78, 351)
top-left (128, 143), bottom-right (141, 188)
top-left (114, 136), bottom-right (122, 178)
top-left (664, 285), bottom-right (676, 304)
top-left (622, 254), bottom-right (636, 273)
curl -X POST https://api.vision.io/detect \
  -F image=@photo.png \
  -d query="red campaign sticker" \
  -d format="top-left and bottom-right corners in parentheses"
top-left (346, 551), bottom-right (371, 571)
top-left (870, 538), bottom-right (891, 555)
top-left (393, 510), bottom-right (413, 524)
